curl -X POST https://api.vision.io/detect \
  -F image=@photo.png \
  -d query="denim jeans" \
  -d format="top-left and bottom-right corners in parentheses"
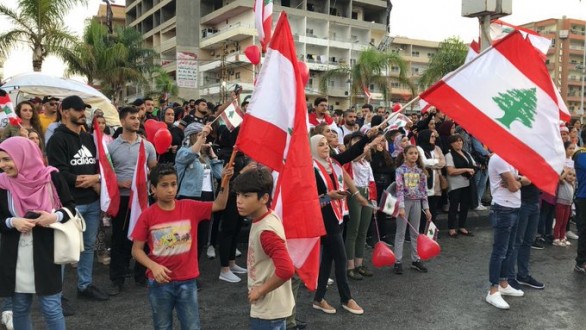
top-left (507, 201), bottom-right (540, 280)
top-left (250, 318), bottom-right (286, 330)
top-left (12, 292), bottom-right (65, 330)
top-left (474, 169), bottom-right (489, 205)
top-left (575, 199), bottom-right (586, 266)
top-left (148, 279), bottom-right (200, 330)
top-left (537, 200), bottom-right (555, 238)
top-left (488, 204), bottom-right (520, 286)
top-left (77, 200), bottom-right (101, 290)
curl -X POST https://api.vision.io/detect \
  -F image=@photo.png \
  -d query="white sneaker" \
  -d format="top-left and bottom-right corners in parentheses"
top-left (562, 238), bottom-right (572, 246)
top-left (553, 239), bottom-right (565, 247)
top-left (474, 205), bottom-right (487, 211)
top-left (327, 278), bottom-right (334, 285)
top-left (230, 264), bottom-right (248, 274)
top-left (566, 231), bottom-right (579, 240)
top-left (235, 248), bottom-right (242, 257)
top-left (219, 270), bottom-right (241, 283)
top-left (499, 284), bottom-right (524, 297)
top-left (1, 311), bottom-right (13, 330)
top-left (486, 291), bottom-right (510, 310)
top-left (207, 245), bottom-right (216, 259)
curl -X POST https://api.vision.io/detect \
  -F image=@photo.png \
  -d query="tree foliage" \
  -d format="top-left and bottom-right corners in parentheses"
top-left (0, 0), bottom-right (88, 71)
top-left (418, 37), bottom-right (468, 89)
top-left (319, 48), bottom-right (414, 104)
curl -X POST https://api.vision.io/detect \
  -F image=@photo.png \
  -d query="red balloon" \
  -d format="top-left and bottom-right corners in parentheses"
top-left (144, 119), bottom-right (166, 142)
top-left (244, 45), bottom-right (261, 65)
top-left (392, 103), bottom-right (402, 112)
top-left (298, 61), bottom-right (309, 86)
top-left (153, 128), bottom-right (172, 154)
top-left (417, 234), bottom-right (441, 261)
top-left (372, 241), bottom-right (396, 268)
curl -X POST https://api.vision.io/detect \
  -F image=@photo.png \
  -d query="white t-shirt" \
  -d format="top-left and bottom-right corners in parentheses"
top-left (488, 155), bottom-right (521, 208)
top-left (201, 168), bottom-right (213, 192)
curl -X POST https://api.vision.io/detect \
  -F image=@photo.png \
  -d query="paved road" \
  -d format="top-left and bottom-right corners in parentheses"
top-left (23, 216), bottom-right (586, 330)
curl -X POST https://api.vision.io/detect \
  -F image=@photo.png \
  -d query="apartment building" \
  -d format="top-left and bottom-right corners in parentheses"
top-left (125, 0), bottom-right (439, 108)
top-left (95, 2), bottom-right (127, 30)
top-left (522, 17), bottom-right (586, 117)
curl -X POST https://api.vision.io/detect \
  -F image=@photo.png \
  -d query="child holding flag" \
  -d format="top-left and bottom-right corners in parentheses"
top-left (394, 145), bottom-right (432, 275)
top-left (131, 163), bottom-right (232, 329)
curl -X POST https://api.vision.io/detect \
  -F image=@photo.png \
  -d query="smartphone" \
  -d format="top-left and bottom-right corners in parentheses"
top-left (319, 195), bottom-right (332, 205)
top-left (24, 211), bottom-right (41, 219)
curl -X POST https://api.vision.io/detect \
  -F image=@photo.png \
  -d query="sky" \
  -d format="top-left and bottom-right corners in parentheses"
top-left (0, 0), bottom-right (585, 81)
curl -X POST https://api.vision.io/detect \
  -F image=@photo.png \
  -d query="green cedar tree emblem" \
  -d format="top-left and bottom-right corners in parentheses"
top-left (2, 105), bottom-right (12, 115)
top-left (493, 88), bottom-right (537, 129)
top-left (227, 109), bottom-right (234, 119)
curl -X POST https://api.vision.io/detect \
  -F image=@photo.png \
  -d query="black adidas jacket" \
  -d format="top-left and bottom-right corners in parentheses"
top-left (46, 124), bottom-right (99, 205)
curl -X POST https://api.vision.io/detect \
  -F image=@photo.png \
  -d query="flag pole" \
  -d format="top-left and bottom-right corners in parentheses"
top-left (220, 147), bottom-right (238, 190)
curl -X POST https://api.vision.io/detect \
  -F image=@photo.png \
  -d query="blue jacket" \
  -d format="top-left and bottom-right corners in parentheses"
top-left (575, 149), bottom-right (586, 198)
top-left (175, 146), bottom-right (224, 198)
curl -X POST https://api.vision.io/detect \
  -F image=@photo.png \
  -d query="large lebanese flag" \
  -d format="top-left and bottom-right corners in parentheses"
top-left (420, 31), bottom-right (565, 195)
top-left (127, 140), bottom-right (148, 240)
top-left (254, 0), bottom-right (273, 52)
top-left (236, 12), bottom-right (325, 290)
top-left (93, 119), bottom-right (120, 217)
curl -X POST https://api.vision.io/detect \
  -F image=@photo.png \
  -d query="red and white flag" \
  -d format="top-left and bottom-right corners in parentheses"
top-left (236, 12), bottom-right (325, 290)
top-left (464, 39), bottom-right (480, 64)
top-left (384, 112), bottom-right (412, 131)
top-left (362, 85), bottom-right (372, 104)
top-left (219, 100), bottom-right (245, 132)
top-left (491, 19), bottom-right (551, 56)
top-left (128, 140), bottom-right (149, 240)
top-left (418, 99), bottom-right (432, 113)
top-left (93, 119), bottom-right (120, 217)
top-left (420, 31), bottom-right (565, 195)
top-left (254, 0), bottom-right (273, 52)
top-left (0, 92), bottom-right (16, 129)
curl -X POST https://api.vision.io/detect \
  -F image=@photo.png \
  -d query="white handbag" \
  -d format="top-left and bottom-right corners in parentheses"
top-left (49, 207), bottom-right (86, 265)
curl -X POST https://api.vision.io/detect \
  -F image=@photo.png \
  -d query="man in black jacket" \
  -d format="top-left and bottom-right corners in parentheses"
top-left (46, 96), bottom-right (109, 307)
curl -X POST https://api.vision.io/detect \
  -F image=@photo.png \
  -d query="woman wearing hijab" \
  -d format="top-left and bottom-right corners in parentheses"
top-left (437, 120), bottom-right (455, 155)
top-left (391, 134), bottom-right (409, 160)
top-left (311, 134), bottom-right (366, 316)
top-left (444, 134), bottom-right (477, 237)
top-left (416, 129), bottom-right (446, 233)
top-left (157, 107), bottom-right (185, 164)
top-left (0, 137), bottom-right (76, 330)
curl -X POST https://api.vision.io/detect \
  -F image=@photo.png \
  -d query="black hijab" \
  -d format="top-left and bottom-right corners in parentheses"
top-left (417, 129), bottom-right (435, 157)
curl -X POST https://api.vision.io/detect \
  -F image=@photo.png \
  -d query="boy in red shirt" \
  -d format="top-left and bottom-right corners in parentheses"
top-left (131, 163), bottom-right (232, 329)
top-left (232, 168), bottom-right (295, 330)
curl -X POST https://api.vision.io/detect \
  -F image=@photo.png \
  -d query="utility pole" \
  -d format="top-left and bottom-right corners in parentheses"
top-left (462, 0), bottom-right (512, 50)
top-left (220, 42), bottom-right (229, 103)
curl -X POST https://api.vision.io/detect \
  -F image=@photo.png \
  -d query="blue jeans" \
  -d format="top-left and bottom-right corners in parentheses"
top-left (507, 201), bottom-right (540, 280)
top-left (537, 200), bottom-right (555, 238)
top-left (12, 292), bottom-right (65, 330)
top-left (1, 298), bottom-right (12, 312)
top-left (76, 200), bottom-right (101, 290)
top-left (488, 204), bottom-right (520, 286)
top-left (474, 169), bottom-right (489, 205)
top-left (250, 318), bottom-right (286, 330)
top-left (148, 279), bottom-right (200, 330)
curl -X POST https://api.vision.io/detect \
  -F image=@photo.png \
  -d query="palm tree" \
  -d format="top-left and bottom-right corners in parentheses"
top-left (0, 0), bottom-right (88, 71)
top-left (418, 37), bottom-right (468, 89)
top-left (149, 67), bottom-right (178, 100)
top-left (319, 48), bottom-right (413, 104)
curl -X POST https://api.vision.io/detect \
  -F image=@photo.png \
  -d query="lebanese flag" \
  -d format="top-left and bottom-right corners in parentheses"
top-left (127, 140), bottom-right (149, 240)
top-left (490, 19), bottom-right (551, 56)
top-left (93, 119), bottom-right (120, 217)
top-left (420, 31), bottom-right (565, 196)
top-left (236, 12), bottom-right (325, 290)
top-left (465, 36), bottom-right (570, 122)
top-left (385, 112), bottom-right (412, 131)
top-left (219, 100), bottom-right (245, 132)
top-left (254, 0), bottom-right (273, 52)
top-left (0, 92), bottom-right (17, 129)
top-left (418, 99), bottom-right (432, 113)
top-left (362, 85), bottom-right (372, 103)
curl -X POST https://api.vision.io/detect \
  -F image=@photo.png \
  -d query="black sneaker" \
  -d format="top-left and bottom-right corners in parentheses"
top-left (108, 282), bottom-right (123, 296)
top-left (61, 296), bottom-right (75, 316)
top-left (393, 263), bottom-right (403, 275)
top-left (508, 278), bottom-right (522, 290)
top-left (574, 263), bottom-right (586, 274)
top-left (531, 239), bottom-right (545, 250)
top-left (517, 275), bottom-right (545, 289)
top-left (78, 284), bottom-right (109, 301)
top-left (411, 261), bottom-right (428, 273)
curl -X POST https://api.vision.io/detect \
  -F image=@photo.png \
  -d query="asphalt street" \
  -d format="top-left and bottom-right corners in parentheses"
top-left (19, 213), bottom-right (586, 330)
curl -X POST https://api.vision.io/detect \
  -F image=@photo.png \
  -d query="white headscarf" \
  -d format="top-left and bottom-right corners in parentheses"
top-left (310, 134), bottom-right (331, 174)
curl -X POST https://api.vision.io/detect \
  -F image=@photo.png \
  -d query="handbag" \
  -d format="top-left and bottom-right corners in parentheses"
top-left (439, 174), bottom-right (449, 190)
top-left (49, 207), bottom-right (86, 265)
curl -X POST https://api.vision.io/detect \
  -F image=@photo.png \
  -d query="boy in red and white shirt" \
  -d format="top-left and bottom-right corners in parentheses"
top-left (232, 168), bottom-right (295, 329)
top-left (131, 163), bottom-right (232, 329)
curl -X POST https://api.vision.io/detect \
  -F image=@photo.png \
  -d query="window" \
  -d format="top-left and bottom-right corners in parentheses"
top-left (391, 82), bottom-right (400, 88)
top-left (412, 51), bottom-right (420, 57)
top-left (235, 72), bottom-right (240, 79)
top-left (329, 80), bottom-right (335, 87)
top-left (308, 78), bottom-right (313, 85)
top-left (427, 52), bottom-right (434, 58)
top-left (369, 84), bottom-right (374, 90)
top-left (391, 66), bottom-right (399, 72)
top-left (412, 68), bottom-right (420, 75)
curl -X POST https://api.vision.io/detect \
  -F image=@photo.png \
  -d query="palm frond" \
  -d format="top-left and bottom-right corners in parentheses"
top-left (318, 66), bottom-right (351, 94)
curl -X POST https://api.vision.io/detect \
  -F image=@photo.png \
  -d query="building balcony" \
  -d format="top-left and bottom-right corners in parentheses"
top-left (198, 53), bottom-right (251, 72)
top-left (200, 23), bottom-right (256, 49)
top-left (199, 81), bottom-right (255, 96)
top-left (201, 0), bottom-right (251, 25)
top-left (352, 0), bottom-right (387, 9)
top-left (159, 36), bottom-right (176, 53)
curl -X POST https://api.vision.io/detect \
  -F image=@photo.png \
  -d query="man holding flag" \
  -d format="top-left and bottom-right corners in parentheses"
top-left (46, 95), bottom-right (109, 313)
top-left (107, 106), bottom-right (157, 296)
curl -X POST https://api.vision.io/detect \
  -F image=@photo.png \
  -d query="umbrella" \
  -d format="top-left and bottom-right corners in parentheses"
top-left (1, 72), bottom-right (120, 127)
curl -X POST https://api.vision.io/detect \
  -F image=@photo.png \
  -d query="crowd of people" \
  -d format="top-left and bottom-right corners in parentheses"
top-left (0, 92), bottom-right (584, 329)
